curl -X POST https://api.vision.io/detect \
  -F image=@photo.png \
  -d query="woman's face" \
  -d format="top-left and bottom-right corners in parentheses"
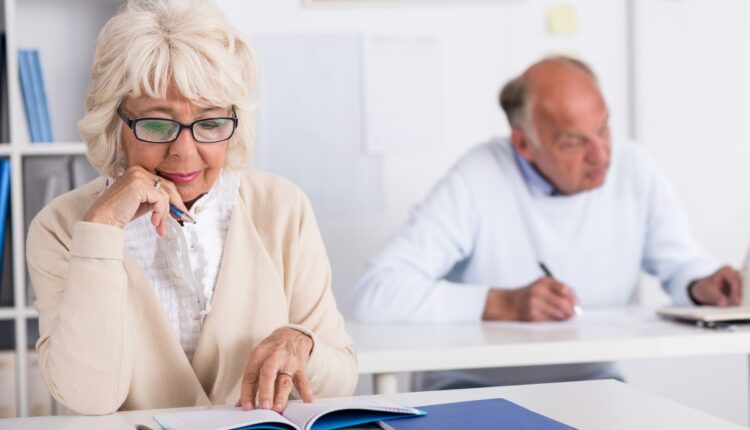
top-left (119, 88), bottom-right (230, 206)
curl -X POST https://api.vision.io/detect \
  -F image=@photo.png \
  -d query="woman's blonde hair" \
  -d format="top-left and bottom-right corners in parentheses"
top-left (78, 0), bottom-right (256, 177)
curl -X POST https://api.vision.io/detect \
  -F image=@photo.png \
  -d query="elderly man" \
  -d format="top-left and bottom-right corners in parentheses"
top-left (351, 56), bottom-right (740, 389)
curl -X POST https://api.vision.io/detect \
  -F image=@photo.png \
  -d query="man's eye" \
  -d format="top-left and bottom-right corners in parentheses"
top-left (559, 138), bottom-right (584, 149)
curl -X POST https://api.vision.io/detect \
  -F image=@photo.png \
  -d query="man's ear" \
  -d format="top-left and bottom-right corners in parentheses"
top-left (510, 128), bottom-right (534, 162)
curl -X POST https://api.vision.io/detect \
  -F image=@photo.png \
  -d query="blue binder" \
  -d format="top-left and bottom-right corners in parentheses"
top-left (17, 50), bottom-right (41, 142)
top-left (0, 159), bottom-right (11, 281)
top-left (29, 50), bottom-right (54, 143)
top-left (381, 398), bottom-right (575, 430)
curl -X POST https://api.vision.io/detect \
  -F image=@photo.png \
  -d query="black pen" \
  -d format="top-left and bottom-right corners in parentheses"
top-left (538, 261), bottom-right (583, 316)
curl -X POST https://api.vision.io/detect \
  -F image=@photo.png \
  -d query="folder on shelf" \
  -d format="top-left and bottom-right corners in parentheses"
top-left (0, 223), bottom-right (10, 308)
top-left (0, 33), bottom-right (9, 143)
top-left (17, 49), bottom-right (53, 143)
top-left (17, 50), bottom-right (41, 142)
top-left (29, 50), bottom-right (54, 143)
top-left (0, 159), bottom-right (10, 286)
top-left (379, 398), bottom-right (575, 430)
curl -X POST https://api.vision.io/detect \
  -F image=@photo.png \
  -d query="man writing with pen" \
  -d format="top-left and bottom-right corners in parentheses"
top-left (351, 56), bottom-right (740, 389)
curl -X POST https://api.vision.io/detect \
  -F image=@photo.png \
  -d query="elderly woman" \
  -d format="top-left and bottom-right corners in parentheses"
top-left (26, 0), bottom-right (357, 415)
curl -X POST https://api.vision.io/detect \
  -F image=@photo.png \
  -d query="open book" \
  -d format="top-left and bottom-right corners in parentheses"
top-left (154, 399), bottom-right (425, 430)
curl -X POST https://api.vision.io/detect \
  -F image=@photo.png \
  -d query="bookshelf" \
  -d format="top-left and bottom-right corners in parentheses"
top-left (1, 0), bottom-right (123, 418)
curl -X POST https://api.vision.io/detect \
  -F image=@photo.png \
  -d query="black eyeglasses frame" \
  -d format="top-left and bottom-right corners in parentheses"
top-left (116, 107), bottom-right (239, 144)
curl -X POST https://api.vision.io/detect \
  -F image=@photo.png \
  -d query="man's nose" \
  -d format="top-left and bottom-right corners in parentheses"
top-left (585, 135), bottom-right (609, 164)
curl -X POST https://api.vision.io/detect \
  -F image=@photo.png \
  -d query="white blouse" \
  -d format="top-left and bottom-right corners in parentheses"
top-left (123, 171), bottom-right (240, 360)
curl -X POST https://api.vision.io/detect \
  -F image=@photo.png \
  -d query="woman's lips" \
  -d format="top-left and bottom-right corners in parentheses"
top-left (158, 171), bottom-right (201, 183)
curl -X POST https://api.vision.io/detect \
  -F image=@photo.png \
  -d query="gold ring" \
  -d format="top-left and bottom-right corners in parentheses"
top-left (278, 369), bottom-right (294, 378)
top-left (154, 178), bottom-right (162, 189)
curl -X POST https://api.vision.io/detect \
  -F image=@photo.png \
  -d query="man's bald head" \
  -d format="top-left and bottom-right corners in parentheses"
top-left (499, 56), bottom-right (599, 132)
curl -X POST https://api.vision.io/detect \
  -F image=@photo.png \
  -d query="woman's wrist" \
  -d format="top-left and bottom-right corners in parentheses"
top-left (278, 326), bottom-right (314, 356)
top-left (82, 208), bottom-right (125, 229)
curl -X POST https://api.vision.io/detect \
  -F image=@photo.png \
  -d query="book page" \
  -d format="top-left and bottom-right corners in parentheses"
top-left (282, 399), bottom-right (423, 430)
top-left (154, 405), bottom-right (298, 430)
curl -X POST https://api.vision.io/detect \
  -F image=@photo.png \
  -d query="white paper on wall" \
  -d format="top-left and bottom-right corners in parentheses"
top-left (255, 34), bottom-right (384, 216)
top-left (363, 35), bottom-right (442, 154)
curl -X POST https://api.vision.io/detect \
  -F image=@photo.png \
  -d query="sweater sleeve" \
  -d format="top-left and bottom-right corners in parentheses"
top-left (284, 194), bottom-right (358, 398)
top-left (640, 158), bottom-right (719, 305)
top-left (27, 219), bottom-right (133, 415)
top-left (351, 168), bottom-right (489, 323)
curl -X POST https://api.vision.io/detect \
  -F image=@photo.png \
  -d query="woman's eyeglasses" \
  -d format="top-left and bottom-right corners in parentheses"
top-left (116, 107), bottom-right (238, 144)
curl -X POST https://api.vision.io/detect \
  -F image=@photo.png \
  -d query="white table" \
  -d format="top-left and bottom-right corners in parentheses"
top-left (0, 380), bottom-right (743, 429)
top-left (349, 307), bottom-right (750, 394)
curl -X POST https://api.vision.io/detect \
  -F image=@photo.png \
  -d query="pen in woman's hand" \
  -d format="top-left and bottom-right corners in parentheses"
top-left (170, 204), bottom-right (196, 224)
top-left (538, 261), bottom-right (583, 316)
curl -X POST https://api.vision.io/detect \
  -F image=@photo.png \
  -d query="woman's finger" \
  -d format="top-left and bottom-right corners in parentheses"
top-left (272, 369), bottom-right (295, 412)
top-left (147, 187), bottom-right (170, 236)
top-left (256, 361), bottom-right (280, 410)
top-left (156, 202), bottom-right (168, 237)
top-left (239, 357), bottom-right (261, 410)
top-left (158, 179), bottom-right (190, 215)
top-left (294, 370), bottom-right (314, 403)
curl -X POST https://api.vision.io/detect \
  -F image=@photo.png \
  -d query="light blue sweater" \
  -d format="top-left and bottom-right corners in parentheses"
top-left (352, 137), bottom-right (719, 387)
top-left (353, 137), bottom-right (718, 322)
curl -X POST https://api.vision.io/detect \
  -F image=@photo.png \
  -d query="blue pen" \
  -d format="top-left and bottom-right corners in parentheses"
top-left (170, 204), bottom-right (196, 224)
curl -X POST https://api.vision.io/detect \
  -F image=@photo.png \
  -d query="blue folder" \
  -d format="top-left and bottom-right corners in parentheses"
top-left (17, 50), bottom-right (41, 142)
top-left (0, 159), bottom-right (11, 281)
top-left (382, 398), bottom-right (575, 430)
top-left (29, 50), bottom-right (54, 143)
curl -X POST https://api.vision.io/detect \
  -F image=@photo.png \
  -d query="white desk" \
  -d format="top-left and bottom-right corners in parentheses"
top-left (0, 380), bottom-right (743, 429)
top-left (349, 307), bottom-right (750, 394)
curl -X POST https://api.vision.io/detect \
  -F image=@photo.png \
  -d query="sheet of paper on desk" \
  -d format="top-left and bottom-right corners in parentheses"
top-left (495, 308), bottom-right (660, 331)
top-left (378, 398), bottom-right (574, 430)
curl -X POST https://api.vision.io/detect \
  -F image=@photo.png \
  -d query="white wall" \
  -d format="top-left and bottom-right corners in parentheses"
top-left (217, 0), bottom-right (629, 313)
top-left (623, 0), bottom-right (750, 426)
top-left (219, 0), bottom-right (748, 426)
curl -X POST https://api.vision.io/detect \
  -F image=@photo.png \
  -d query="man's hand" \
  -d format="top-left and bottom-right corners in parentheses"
top-left (482, 276), bottom-right (579, 321)
top-left (689, 266), bottom-right (742, 306)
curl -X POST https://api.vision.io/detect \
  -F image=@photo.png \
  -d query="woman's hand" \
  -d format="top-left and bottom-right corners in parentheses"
top-left (83, 166), bottom-right (188, 237)
top-left (237, 327), bottom-right (315, 413)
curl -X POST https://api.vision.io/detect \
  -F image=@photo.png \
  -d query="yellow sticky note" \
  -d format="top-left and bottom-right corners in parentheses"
top-left (546, 4), bottom-right (578, 36)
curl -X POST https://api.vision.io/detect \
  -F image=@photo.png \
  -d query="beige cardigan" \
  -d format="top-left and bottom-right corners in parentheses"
top-left (26, 169), bottom-right (358, 415)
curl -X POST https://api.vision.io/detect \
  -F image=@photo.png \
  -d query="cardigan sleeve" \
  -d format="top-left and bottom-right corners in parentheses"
top-left (283, 194), bottom-right (358, 398)
top-left (27, 219), bottom-right (134, 415)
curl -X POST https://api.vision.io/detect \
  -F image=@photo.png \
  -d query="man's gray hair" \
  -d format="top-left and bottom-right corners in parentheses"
top-left (498, 56), bottom-right (597, 130)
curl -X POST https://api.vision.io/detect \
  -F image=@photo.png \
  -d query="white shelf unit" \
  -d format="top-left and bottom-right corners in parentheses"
top-left (1, 0), bottom-right (123, 417)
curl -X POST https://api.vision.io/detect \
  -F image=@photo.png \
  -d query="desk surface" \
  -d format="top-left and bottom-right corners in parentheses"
top-left (349, 307), bottom-right (750, 374)
top-left (0, 380), bottom-right (743, 430)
